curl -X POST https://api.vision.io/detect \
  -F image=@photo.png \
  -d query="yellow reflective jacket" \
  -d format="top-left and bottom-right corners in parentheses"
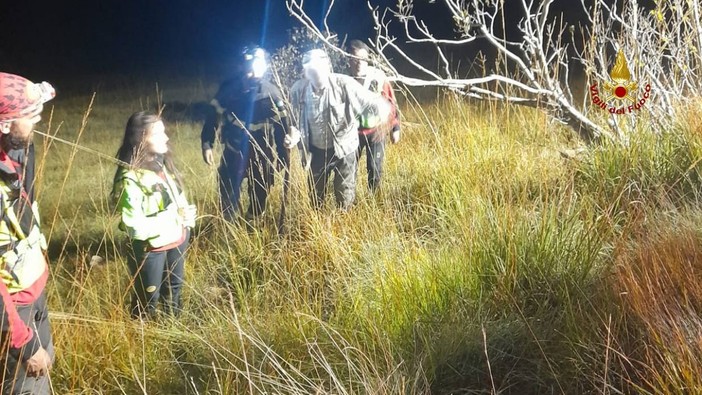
top-left (0, 180), bottom-right (47, 294)
top-left (113, 167), bottom-right (192, 248)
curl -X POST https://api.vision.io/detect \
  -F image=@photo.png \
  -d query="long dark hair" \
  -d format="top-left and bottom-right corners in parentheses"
top-left (111, 111), bottom-right (183, 195)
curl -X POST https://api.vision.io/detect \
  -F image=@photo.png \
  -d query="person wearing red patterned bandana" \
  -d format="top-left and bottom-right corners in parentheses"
top-left (0, 72), bottom-right (56, 395)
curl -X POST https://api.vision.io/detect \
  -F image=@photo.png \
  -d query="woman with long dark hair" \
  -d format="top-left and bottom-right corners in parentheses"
top-left (111, 111), bottom-right (196, 319)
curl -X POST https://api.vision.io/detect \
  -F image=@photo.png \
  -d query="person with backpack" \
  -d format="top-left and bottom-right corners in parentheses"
top-left (0, 72), bottom-right (56, 394)
top-left (112, 111), bottom-right (196, 319)
top-left (347, 40), bottom-right (401, 193)
top-left (201, 46), bottom-right (291, 222)
top-left (284, 48), bottom-right (391, 210)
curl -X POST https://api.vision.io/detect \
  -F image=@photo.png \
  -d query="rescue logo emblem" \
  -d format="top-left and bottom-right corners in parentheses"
top-left (589, 49), bottom-right (651, 115)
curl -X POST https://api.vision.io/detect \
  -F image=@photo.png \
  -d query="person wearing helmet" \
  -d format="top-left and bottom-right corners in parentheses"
top-left (0, 72), bottom-right (56, 394)
top-left (201, 46), bottom-right (291, 222)
top-left (284, 48), bottom-right (391, 210)
top-left (347, 40), bottom-right (401, 193)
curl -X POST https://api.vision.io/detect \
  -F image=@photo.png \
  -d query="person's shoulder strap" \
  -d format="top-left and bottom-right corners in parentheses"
top-left (114, 168), bottom-right (152, 196)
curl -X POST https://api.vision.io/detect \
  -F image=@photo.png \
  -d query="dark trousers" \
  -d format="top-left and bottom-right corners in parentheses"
top-left (308, 146), bottom-right (357, 210)
top-left (2, 292), bottom-right (54, 395)
top-left (127, 231), bottom-right (189, 319)
top-left (219, 130), bottom-right (284, 220)
top-left (357, 132), bottom-right (386, 192)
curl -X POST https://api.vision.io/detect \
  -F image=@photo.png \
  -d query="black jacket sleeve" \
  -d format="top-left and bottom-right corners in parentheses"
top-left (201, 81), bottom-right (235, 151)
top-left (201, 105), bottom-right (219, 151)
top-left (267, 83), bottom-right (291, 165)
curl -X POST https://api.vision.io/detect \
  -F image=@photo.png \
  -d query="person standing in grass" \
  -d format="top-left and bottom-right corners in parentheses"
top-left (201, 46), bottom-right (291, 222)
top-left (347, 40), bottom-right (401, 193)
top-left (284, 48), bottom-right (392, 210)
top-left (0, 72), bottom-right (56, 395)
top-left (112, 111), bottom-right (196, 319)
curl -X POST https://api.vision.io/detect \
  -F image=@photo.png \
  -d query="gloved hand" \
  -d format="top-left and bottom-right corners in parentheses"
top-left (390, 128), bottom-right (401, 144)
top-left (284, 126), bottom-right (301, 149)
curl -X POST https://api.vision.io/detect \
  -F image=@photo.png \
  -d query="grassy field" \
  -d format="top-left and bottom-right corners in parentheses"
top-left (31, 72), bottom-right (702, 394)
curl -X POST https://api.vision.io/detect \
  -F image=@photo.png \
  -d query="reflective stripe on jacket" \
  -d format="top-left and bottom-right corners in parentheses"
top-left (0, 181), bottom-right (47, 294)
top-left (114, 167), bottom-right (192, 249)
top-left (356, 66), bottom-right (401, 134)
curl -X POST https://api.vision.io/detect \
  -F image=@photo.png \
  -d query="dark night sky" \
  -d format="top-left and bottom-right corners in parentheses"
top-left (0, 0), bottom-right (402, 78)
top-left (1, 0), bottom-right (618, 86)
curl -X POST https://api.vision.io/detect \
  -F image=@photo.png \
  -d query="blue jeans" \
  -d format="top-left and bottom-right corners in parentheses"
top-left (127, 230), bottom-right (189, 319)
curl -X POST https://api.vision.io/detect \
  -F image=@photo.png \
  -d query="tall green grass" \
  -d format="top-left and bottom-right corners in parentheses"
top-left (30, 75), bottom-right (702, 394)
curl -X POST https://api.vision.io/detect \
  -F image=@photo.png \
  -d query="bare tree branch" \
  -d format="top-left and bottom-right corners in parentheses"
top-left (286, 0), bottom-right (702, 143)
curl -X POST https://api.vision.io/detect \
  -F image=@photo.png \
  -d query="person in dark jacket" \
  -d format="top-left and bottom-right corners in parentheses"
top-left (201, 47), bottom-right (291, 221)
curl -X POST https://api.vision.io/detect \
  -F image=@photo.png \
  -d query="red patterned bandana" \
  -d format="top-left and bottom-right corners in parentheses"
top-left (0, 73), bottom-right (56, 123)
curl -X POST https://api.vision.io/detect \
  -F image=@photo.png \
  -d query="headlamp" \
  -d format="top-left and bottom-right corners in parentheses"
top-left (251, 57), bottom-right (268, 79)
top-left (243, 47), bottom-right (269, 79)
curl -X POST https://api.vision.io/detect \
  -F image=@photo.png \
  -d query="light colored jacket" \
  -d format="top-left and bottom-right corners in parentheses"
top-left (113, 167), bottom-right (192, 248)
top-left (290, 73), bottom-right (390, 159)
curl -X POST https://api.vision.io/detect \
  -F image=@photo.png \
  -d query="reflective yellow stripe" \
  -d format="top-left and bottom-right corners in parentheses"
top-left (117, 169), bottom-right (188, 248)
top-left (249, 121), bottom-right (269, 131)
top-left (360, 115), bottom-right (382, 129)
top-left (227, 120), bottom-right (274, 132)
top-left (0, 181), bottom-right (47, 293)
top-left (1, 228), bottom-right (47, 293)
top-left (210, 99), bottom-right (226, 115)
